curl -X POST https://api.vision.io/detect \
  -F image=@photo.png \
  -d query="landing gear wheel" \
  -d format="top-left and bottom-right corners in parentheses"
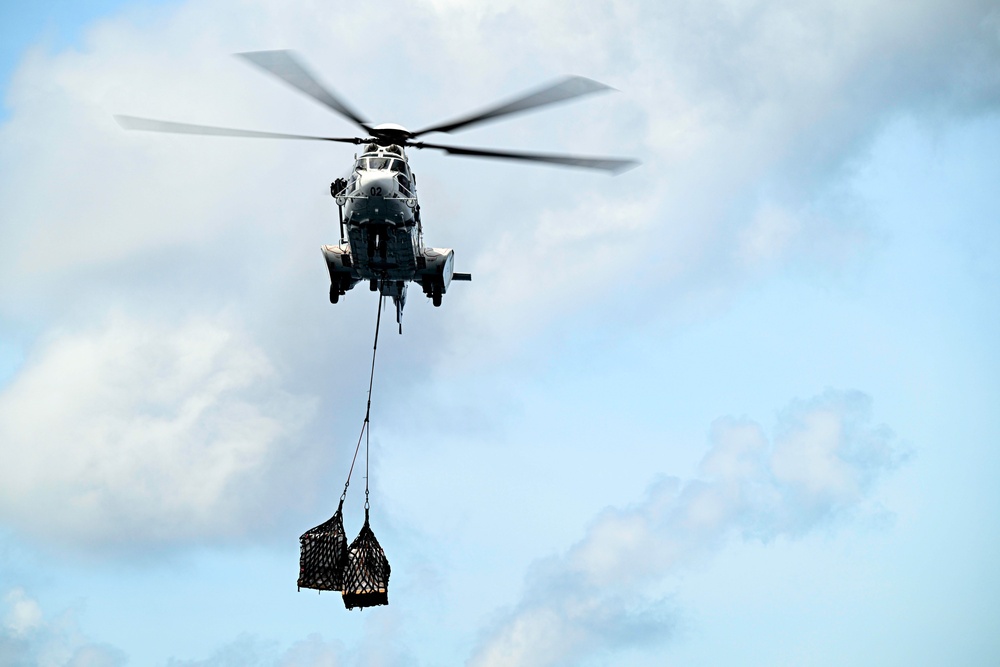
top-left (329, 285), bottom-right (340, 304)
top-left (432, 289), bottom-right (442, 308)
top-left (369, 279), bottom-right (378, 292)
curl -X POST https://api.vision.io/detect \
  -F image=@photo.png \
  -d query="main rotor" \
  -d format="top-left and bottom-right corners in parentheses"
top-left (116, 50), bottom-right (638, 174)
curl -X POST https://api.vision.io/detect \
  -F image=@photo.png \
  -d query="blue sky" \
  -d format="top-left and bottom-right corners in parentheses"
top-left (1, 1), bottom-right (998, 665)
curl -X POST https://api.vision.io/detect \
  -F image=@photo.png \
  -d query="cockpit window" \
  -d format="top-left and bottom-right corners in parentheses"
top-left (368, 157), bottom-right (390, 170)
top-left (354, 158), bottom-right (367, 171)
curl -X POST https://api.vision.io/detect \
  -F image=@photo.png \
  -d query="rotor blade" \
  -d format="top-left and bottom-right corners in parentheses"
top-left (411, 141), bottom-right (639, 174)
top-left (236, 50), bottom-right (370, 133)
top-left (115, 115), bottom-right (362, 144)
top-left (411, 76), bottom-right (614, 137)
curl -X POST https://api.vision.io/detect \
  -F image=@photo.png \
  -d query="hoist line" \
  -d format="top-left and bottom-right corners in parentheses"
top-left (365, 298), bottom-right (384, 515)
top-left (340, 295), bottom-right (385, 505)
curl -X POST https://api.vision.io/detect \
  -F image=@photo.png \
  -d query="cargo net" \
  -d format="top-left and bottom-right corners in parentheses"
top-left (298, 502), bottom-right (348, 592)
top-left (341, 515), bottom-right (391, 610)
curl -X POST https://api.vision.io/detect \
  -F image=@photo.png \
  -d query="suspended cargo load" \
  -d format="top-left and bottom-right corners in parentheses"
top-left (298, 500), bottom-right (348, 592)
top-left (342, 513), bottom-right (391, 610)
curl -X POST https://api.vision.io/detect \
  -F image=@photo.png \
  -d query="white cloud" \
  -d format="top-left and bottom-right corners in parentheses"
top-left (1, 588), bottom-right (354, 667)
top-left (0, 588), bottom-right (126, 667)
top-left (469, 389), bottom-right (904, 666)
top-left (0, 312), bottom-right (318, 551)
top-left (3, 588), bottom-right (42, 637)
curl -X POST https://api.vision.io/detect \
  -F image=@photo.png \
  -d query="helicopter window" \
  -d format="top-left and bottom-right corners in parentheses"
top-left (396, 174), bottom-right (411, 195)
top-left (369, 157), bottom-right (390, 170)
top-left (389, 159), bottom-right (406, 172)
top-left (354, 159), bottom-right (367, 171)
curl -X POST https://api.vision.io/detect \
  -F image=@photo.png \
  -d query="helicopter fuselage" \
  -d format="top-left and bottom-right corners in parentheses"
top-left (322, 142), bottom-right (469, 324)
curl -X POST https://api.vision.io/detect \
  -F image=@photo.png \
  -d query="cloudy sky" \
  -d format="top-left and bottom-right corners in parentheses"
top-left (1, 0), bottom-right (998, 664)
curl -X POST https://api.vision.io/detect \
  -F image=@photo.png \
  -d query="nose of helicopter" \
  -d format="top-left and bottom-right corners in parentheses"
top-left (358, 171), bottom-right (396, 197)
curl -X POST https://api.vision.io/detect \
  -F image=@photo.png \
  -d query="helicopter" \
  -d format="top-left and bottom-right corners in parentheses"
top-left (116, 50), bottom-right (638, 332)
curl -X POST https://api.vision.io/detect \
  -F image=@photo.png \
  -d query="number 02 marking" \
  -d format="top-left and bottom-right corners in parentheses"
top-left (369, 186), bottom-right (383, 196)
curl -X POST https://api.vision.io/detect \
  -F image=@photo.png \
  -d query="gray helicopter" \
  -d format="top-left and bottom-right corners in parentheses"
top-left (116, 51), bottom-right (637, 332)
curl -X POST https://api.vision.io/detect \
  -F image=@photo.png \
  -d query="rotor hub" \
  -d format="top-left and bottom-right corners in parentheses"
top-left (369, 123), bottom-right (413, 145)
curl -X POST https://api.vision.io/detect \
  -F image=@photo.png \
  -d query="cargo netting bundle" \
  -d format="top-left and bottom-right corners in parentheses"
top-left (298, 297), bottom-right (391, 609)
top-left (342, 510), bottom-right (391, 609)
top-left (297, 500), bottom-right (347, 591)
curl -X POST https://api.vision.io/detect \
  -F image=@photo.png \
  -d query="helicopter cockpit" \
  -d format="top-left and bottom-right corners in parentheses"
top-left (354, 157), bottom-right (410, 175)
top-left (352, 144), bottom-right (414, 197)
top-left (355, 146), bottom-right (410, 172)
